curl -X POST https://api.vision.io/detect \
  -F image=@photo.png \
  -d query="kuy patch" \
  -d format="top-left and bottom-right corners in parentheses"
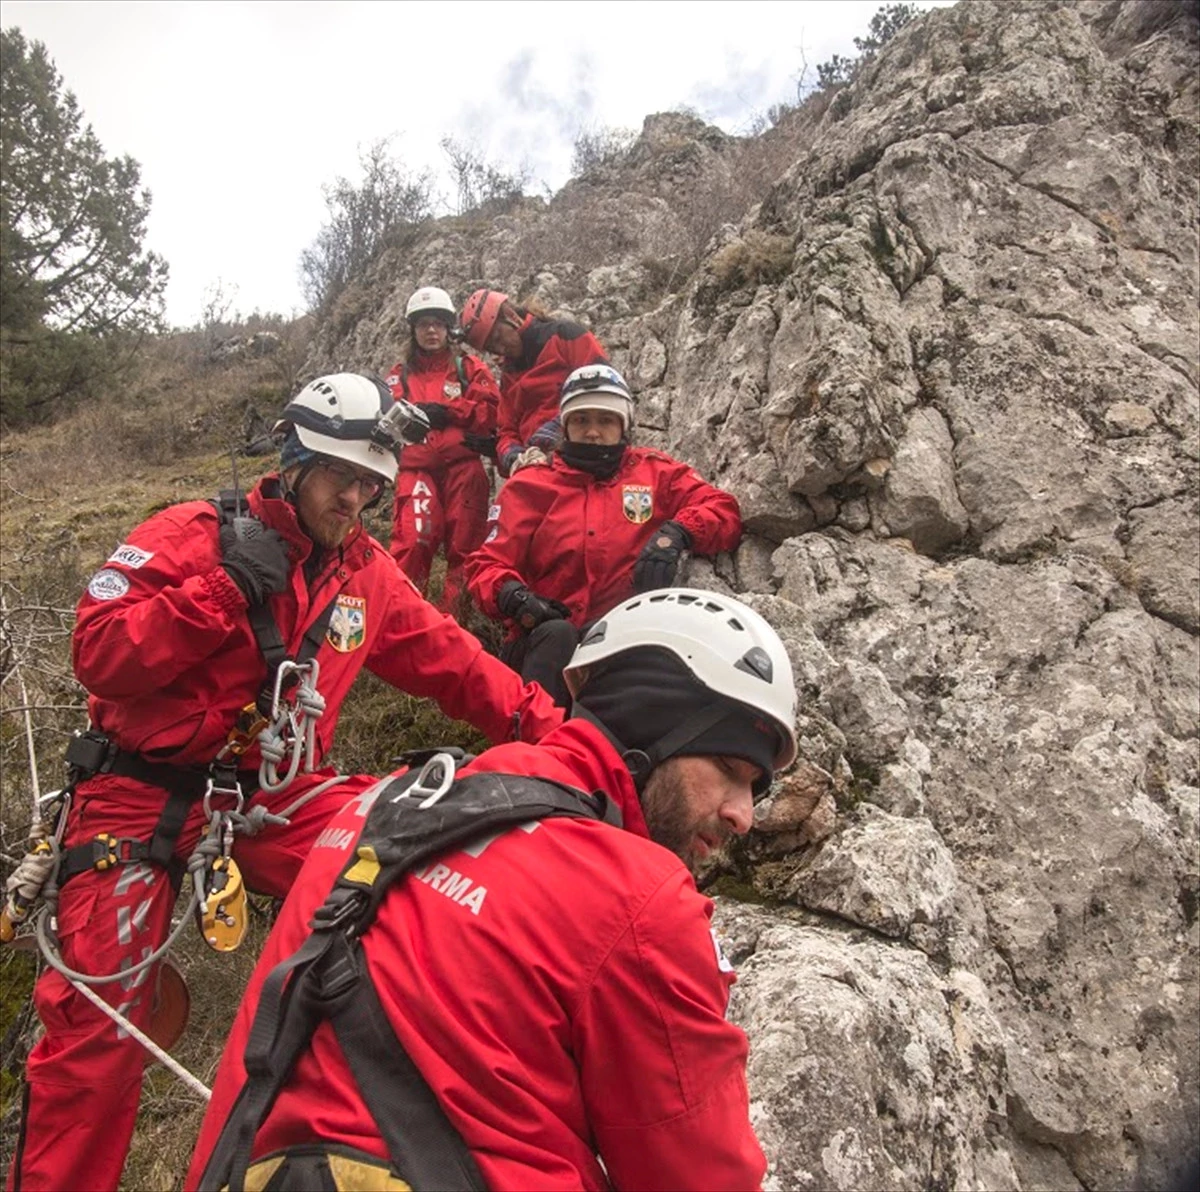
top-left (622, 484), bottom-right (654, 525)
top-left (87, 569), bottom-right (130, 601)
top-left (443, 382), bottom-right (462, 399)
top-left (487, 503), bottom-right (501, 521)
top-left (107, 544), bottom-right (154, 569)
top-left (327, 595), bottom-right (367, 653)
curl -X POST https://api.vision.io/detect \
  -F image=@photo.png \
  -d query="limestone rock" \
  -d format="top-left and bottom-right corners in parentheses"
top-left (302, 0), bottom-right (1199, 1184)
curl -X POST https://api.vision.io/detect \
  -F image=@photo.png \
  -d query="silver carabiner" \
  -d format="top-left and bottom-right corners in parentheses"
top-left (270, 659), bottom-right (306, 720)
top-left (393, 752), bottom-right (458, 808)
top-left (203, 774), bottom-right (244, 819)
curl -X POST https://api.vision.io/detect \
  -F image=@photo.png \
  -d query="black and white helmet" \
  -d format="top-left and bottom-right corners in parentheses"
top-left (559, 364), bottom-right (635, 434)
top-left (273, 373), bottom-right (399, 483)
top-left (564, 589), bottom-right (798, 790)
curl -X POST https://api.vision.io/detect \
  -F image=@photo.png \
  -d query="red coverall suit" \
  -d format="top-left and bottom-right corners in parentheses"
top-left (385, 350), bottom-right (498, 611)
top-left (185, 717), bottom-right (766, 1191)
top-left (466, 447), bottom-right (744, 635)
top-left (495, 315), bottom-right (607, 467)
top-left (8, 476), bottom-right (561, 1192)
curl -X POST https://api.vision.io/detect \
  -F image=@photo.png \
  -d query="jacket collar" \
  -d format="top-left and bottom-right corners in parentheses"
top-left (409, 348), bottom-right (452, 374)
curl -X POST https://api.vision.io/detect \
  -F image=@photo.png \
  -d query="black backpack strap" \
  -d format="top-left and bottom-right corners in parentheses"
top-left (329, 946), bottom-right (486, 1191)
top-left (201, 925), bottom-right (341, 1192)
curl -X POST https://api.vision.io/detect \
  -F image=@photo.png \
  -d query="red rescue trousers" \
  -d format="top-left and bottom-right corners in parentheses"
top-left (6, 769), bottom-right (377, 1192)
top-left (390, 459), bottom-right (490, 615)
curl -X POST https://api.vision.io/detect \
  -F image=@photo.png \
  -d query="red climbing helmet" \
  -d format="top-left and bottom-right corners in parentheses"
top-left (459, 288), bottom-right (508, 351)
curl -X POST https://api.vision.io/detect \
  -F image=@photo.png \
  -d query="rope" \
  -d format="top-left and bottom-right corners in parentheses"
top-left (62, 972), bottom-right (211, 1101)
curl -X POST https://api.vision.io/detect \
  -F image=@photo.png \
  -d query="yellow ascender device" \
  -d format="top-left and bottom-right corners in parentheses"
top-left (197, 855), bottom-right (248, 953)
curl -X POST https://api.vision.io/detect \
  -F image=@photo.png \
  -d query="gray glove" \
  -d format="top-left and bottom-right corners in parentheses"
top-left (219, 522), bottom-right (290, 605)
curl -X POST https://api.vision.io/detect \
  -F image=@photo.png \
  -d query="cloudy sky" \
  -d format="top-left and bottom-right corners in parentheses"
top-left (6, 0), bottom-right (952, 327)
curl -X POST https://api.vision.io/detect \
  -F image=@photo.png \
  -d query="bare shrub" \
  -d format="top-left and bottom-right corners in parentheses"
top-left (440, 137), bottom-right (530, 216)
top-left (708, 231), bottom-right (795, 292)
top-left (300, 138), bottom-right (433, 313)
top-left (570, 125), bottom-right (637, 179)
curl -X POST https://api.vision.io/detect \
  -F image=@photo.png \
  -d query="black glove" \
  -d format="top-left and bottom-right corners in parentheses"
top-left (219, 522), bottom-right (291, 605)
top-left (497, 580), bottom-right (571, 631)
top-left (632, 520), bottom-right (692, 593)
top-left (463, 433), bottom-right (498, 459)
top-left (413, 402), bottom-right (452, 431)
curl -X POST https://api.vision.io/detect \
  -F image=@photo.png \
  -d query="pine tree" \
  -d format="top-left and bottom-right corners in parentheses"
top-left (1, 28), bottom-right (167, 425)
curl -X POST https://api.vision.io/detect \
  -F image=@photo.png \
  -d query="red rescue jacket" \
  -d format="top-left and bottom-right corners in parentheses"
top-left (73, 476), bottom-right (561, 767)
top-left (185, 718), bottom-right (766, 1192)
top-left (466, 447), bottom-right (743, 633)
top-left (385, 349), bottom-right (498, 471)
top-left (496, 315), bottom-right (607, 461)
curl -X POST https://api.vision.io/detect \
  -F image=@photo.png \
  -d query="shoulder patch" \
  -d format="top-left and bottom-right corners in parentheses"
top-left (485, 525), bottom-right (499, 543)
top-left (107, 544), bottom-right (154, 569)
top-left (487, 503), bottom-right (501, 522)
top-left (87, 569), bottom-right (130, 601)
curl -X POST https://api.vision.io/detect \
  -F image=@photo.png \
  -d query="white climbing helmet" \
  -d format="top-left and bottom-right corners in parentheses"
top-left (564, 588), bottom-right (799, 771)
top-left (274, 373), bottom-right (399, 482)
top-left (406, 286), bottom-right (456, 327)
top-left (559, 364), bottom-right (635, 434)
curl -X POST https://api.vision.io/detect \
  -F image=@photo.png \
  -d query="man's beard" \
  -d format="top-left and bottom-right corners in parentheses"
top-left (641, 760), bottom-right (725, 876)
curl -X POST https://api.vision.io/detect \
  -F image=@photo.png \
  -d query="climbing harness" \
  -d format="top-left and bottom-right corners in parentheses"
top-left (1, 489), bottom-right (354, 1095)
top-left (198, 754), bottom-right (623, 1192)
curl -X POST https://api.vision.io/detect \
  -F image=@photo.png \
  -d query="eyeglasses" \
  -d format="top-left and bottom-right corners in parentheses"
top-left (315, 458), bottom-right (385, 502)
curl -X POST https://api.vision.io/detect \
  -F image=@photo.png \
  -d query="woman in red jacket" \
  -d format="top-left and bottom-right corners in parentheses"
top-left (386, 286), bottom-right (499, 615)
top-left (458, 288), bottom-right (608, 477)
top-left (466, 364), bottom-right (743, 705)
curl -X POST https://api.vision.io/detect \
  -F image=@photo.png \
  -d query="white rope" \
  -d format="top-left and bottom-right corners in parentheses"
top-left (64, 972), bottom-right (211, 1101)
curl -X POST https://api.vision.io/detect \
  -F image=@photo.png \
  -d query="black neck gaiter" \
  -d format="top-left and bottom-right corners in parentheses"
top-left (558, 440), bottom-right (627, 479)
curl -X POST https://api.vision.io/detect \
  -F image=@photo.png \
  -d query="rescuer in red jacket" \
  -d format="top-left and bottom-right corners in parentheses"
top-left (186, 588), bottom-right (799, 1192)
top-left (385, 286), bottom-right (499, 615)
top-left (466, 363), bottom-right (743, 705)
top-left (459, 288), bottom-right (608, 477)
top-left (6, 374), bottom-right (562, 1192)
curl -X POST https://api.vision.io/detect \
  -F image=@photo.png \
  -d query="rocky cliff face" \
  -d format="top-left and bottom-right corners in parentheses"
top-left (309, 1), bottom-right (1198, 1186)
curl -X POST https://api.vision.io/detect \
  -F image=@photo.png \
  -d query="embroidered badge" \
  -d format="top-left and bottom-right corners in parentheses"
top-left (487, 503), bottom-right (501, 522)
top-left (107, 544), bottom-right (154, 569)
top-left (622, 485), bottom-right (653, 525)
top-left (485, 525), bottom-right (499, 543)
top-left (443, 382), bottom-right (462, 399)
top-left (327, 595), bottom-right (367, 653)
top-left (87, 569), bottom-right (130, 601)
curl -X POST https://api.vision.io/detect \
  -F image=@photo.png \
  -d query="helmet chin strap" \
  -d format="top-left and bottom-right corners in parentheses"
top-left (570, 700), bottom-right (733, 795)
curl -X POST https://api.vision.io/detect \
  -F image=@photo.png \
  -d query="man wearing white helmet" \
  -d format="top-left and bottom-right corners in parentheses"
top-left (8, 373), bottom-right (563, 1192)
top-left (188, 588), bottom-right (794, 1191)
top-left (384, 286), bottom-right (500, 615)
top-left (466, 363), bottom-right (743, 704)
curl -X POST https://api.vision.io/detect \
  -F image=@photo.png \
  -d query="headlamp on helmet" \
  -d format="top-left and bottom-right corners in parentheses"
top-left (559, 364), bottom-right (635, 434)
